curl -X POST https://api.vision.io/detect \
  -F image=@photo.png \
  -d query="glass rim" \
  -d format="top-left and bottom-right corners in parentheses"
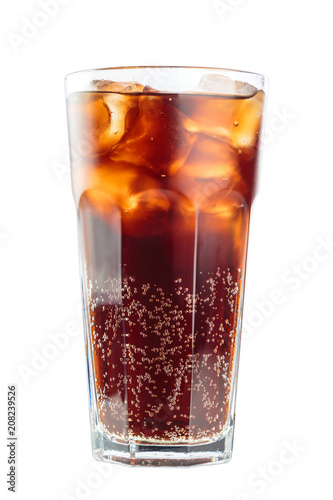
top-left (65, 66), bottom-right (267, 98)
top-left (65, 65), bottom-right (267, 81)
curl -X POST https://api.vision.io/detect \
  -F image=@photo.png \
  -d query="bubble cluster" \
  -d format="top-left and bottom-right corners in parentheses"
top-left (88, 266), bottom-right (243, 443)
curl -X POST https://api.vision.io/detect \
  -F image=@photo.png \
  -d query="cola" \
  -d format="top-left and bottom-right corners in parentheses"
top-left (66, 76), bottom-right (264, 449)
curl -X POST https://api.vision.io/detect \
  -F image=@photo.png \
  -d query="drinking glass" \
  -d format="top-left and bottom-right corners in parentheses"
top-left (65, 66), bottom-right (266, 466)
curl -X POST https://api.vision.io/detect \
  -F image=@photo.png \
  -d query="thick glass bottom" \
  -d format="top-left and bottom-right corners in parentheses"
top-left (91, 425), bottom-right (234, 467)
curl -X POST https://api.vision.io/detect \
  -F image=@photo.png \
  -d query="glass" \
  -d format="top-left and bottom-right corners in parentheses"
top-left (65, 66), bottom-right (266, 466)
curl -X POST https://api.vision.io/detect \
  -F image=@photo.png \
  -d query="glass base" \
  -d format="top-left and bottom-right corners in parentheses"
top-left (92, 425), bottom-right (234, 467)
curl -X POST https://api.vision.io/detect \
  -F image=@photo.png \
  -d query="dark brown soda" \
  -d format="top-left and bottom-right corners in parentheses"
top-left (69, 88), bottom-right (264, 443)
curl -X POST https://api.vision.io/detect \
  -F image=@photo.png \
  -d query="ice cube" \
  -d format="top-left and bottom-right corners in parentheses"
top-left (231, 90), bottom-right (264, 151)
top-left (179, 93), bottom-right (241, 143)
top-left (91, 80), bottom-right (145, 93)
top-left (200, 190), bottom-right (246, 216)
top-left (66, 91), bottom-right (140, 158)
top-left (79, 188), bottom-right (121, 233)
top-left (123, 189), bottom-right (171, 237)
top-left (198, 191), bottom-right (250, 259)
top-left (109, 95), bottom-right (196, 175)
top-left (168, 136), bottom-right (240, 210)
top-left (179, 89), bottom-right (264, 155)
top-left (142, 85), bottom-right (156, 92)
top-left (76, 159), bottom-right (162, 214)
top-left (197, 74), bottom-right (257, 97)
top-left (170, 136), bottom-right (238, 177)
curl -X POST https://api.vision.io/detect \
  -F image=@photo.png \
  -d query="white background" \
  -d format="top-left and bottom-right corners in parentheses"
top-left (1, 0), bottom-right (332, 499)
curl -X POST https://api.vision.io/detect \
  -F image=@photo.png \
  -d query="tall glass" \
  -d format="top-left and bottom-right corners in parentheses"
top-left (65, 67), bottom-right (266, 466)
